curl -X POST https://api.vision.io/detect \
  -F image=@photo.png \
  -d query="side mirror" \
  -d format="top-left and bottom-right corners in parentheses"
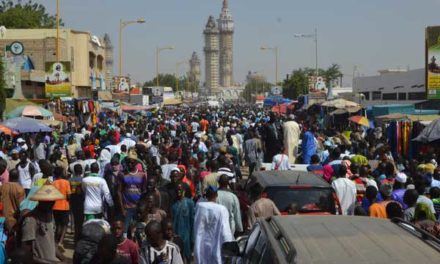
top-left (222, 241), bottom-right (241, 257)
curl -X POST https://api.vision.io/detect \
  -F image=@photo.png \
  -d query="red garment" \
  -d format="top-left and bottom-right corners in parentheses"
top-left (168, 146), bottom-right (182, 159)
top-left (323, 165), bottom-right (334, 183)
top-left (177, 165), bottom-right (195, 196)
top-left (177, 165), bottom-right (187, 175)
top-left (200, 119), bottom-right (209, 132)
top-left (88, 100), bottom-right (94, 112)
top-left (114, 130), bottom-right (121, 143)
top-left (182, 176), bottom-right (196, 198)
top-left (82, 145), bottom-right (95, 159)
top-left (117, 238), bottom-right (139, 264)
top-left (352, 177), bottom-right (367, 203)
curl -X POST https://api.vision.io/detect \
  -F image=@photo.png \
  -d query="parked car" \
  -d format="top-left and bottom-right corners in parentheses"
top-left (239, 170), bottom-right (339, 219)
top-left (222, 216), bottom-right (440, 264)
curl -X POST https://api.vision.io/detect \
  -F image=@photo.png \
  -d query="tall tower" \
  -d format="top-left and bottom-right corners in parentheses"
top-left (103, 34), bottom-right (113, 90)
top-left (189, 52), bottom-right (201, 91)
top-left (218, 0), bottom-right (234, 87)
top-left (204, 16), bottom-right (220, 95)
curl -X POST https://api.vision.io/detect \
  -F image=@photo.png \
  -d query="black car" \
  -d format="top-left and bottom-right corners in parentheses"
top-left (223, 216), bottom-right (440, 264)
top-left (241, 170), bottom-right (339, 215)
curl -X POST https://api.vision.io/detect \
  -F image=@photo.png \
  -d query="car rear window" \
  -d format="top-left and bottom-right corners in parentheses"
top-left (266, 187), bottom-right (336, 213)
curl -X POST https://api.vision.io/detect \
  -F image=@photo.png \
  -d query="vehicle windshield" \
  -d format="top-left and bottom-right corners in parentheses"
top-left (266, 187), bottom-right (336, 213)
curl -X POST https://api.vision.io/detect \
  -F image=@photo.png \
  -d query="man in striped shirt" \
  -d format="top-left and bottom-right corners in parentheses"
top-left (118, 155), bottom-right (147, 234)
top-left (140, 221), bottom-right (183, 264)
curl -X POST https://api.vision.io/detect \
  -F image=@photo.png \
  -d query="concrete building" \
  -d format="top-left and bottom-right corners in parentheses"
top-left (0, 28), bottom-right (112, 98)
top-left (189, 51), bottom-right (201, 88)
top-left (353, 68), bottom-right (426, 107)
top-left (218, 0), bottom-right (234, 87)
top-left (204, 16), bottom-right (220, 95)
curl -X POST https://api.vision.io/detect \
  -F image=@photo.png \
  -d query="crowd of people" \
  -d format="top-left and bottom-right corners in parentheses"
top-left (0, 103), bottom-right (439, 263)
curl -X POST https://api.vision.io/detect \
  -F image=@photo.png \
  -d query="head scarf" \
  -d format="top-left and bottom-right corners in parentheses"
top-left (99, 148), bottom-right (111, 161)
top-left (177, 164), bottom-right (187, 176)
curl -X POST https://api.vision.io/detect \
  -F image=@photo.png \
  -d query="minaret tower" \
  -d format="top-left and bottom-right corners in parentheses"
top-left (218, 0), bottom-right (234, 87)
top-left (189, 51), bottom-right (201, 90)
top-left (103, 34), bottom-right (113, 90)
top-left (204, 16), bottom-right (220, 95)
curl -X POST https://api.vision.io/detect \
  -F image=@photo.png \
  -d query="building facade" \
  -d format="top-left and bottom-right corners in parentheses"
top-left (204, 16), bottom-right (220, 95)
top-left (353, 68), bottom-right (426, 107)
top-left (218, 0), bottom-right (234, 87)
top-left (0, 28), bottom-right (112, 98)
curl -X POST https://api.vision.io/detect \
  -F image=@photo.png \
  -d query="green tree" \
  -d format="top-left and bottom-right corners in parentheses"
top-left (0, 57), bottom-right (6, 120)
top-left (323, 63), bottom-right (343, 87)
top-left (282, 64), bottom-right (343, 99)
top-left (0, 0), bottom-right (63, 29)
top-left (282, 68), bottom-right (311, 99)
top-left (143, 73), bottom-right (179, 91)
top-left (242, 79), bottom-right (272, 102)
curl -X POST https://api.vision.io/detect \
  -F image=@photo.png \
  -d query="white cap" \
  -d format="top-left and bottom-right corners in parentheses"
top-left (395, 172), bottom-right (407, 183)
top-left (17, 138), bottom-right (25, 143)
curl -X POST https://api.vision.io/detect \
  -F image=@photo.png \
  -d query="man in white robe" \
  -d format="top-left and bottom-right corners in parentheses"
top-left (283, 115), bottom-right (300, 164)
top-left (194, 187), bottom-right (234, 264)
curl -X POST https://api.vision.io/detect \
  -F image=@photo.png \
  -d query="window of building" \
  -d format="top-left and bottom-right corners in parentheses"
top-left (372, 91), bottom-right (382, 100)
top-left (382, 93), bottom-right (397, 100)
top-left (97, 55), bottom-right (104, 71)
top-left (398, 93), bottom-right (407, 100)
top-left (89, 52), bottom-right (96, 69)
top-left (361, 92), bottom-right (370, 100)
top-left (408, 92), bottom-right (426, 100)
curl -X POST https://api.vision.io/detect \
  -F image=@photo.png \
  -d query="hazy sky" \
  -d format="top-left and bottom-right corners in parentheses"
top-left (39, 0), bottom-right (440, 86)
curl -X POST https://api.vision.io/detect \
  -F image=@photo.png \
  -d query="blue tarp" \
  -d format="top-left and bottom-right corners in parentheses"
top-left (263, 96), bottom-right (292, 107)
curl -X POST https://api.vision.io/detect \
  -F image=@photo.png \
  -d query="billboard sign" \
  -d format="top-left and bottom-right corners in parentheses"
top-left (112, 76), bottom-right (130, 92)
top-left (45, 62), bottom-right (71, 98)
top-left (271, 86), bottom-right (282, 95)
top-left (426, 26), bottom-right (440, 99)
top-left (151, 86), bottom-right (164, 97)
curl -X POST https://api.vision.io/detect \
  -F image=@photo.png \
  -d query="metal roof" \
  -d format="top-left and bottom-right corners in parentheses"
top-left (250, 170), bottom-right (330, 188)
top-left (265, 216), bottom-right (440, 263)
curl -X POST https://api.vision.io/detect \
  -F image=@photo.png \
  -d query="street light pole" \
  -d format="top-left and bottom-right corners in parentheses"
top-left (260, 46), bottom-right (279, 85)
top-left (56, 0), bottom-right (60, 62)
top-left (314, 28), bottom-right (318, 84)
top-left (294, 28), bottom-right (318, 90)
top-left (119, 18), bottom-right (145, 77)
top-left (156, 46), bottom-right (174, 87)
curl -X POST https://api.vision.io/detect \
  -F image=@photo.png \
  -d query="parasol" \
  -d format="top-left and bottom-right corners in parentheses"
top-left (349, 115), bottom-right (370, 127)
top-left (322, 99), bottom-right (360, 109)
top-left (2, 117), bottom-right (53, 133)
top-left (0, 125), bottom-right (14, 135)
top-left (6, 105), bottom-right (53, 119)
